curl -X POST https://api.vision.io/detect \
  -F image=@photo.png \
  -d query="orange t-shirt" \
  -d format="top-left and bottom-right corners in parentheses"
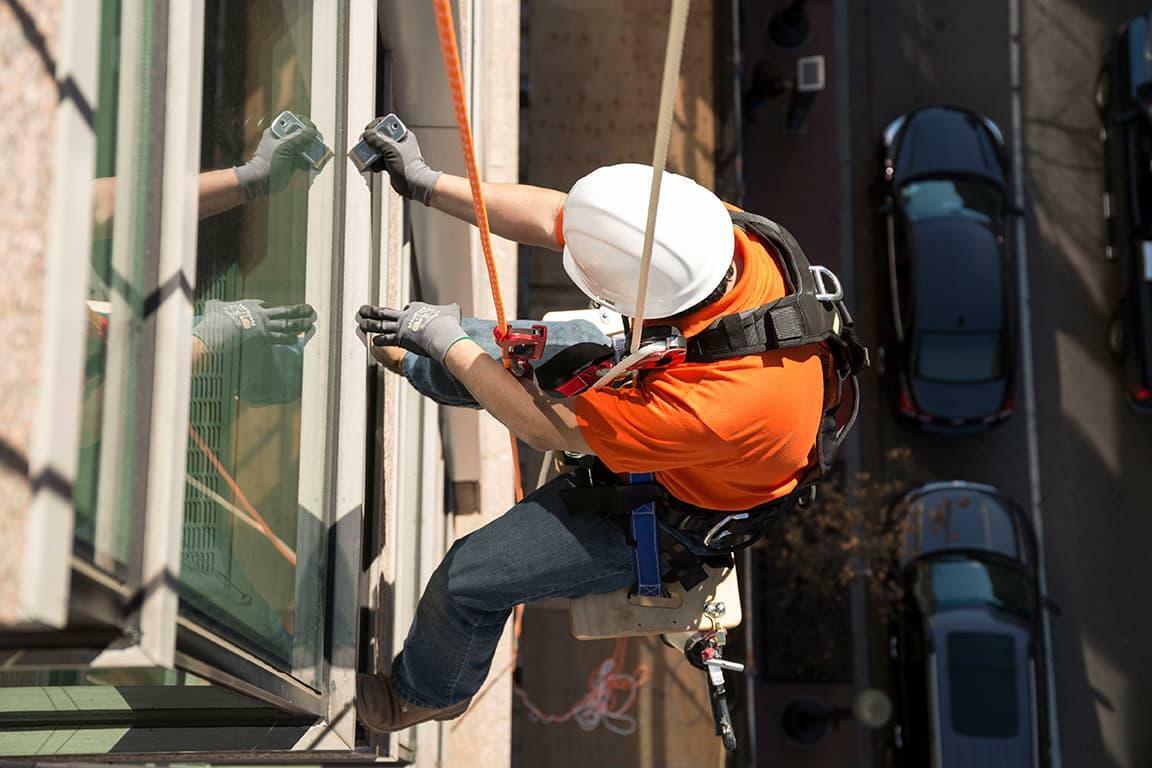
top-left (570, 221), bottom-right (826, 511)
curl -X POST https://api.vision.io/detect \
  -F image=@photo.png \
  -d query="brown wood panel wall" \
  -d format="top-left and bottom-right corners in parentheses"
top-left (521, 0), bottom-right (716, 320)
top-left (516, 3), bottom-right (722, 764)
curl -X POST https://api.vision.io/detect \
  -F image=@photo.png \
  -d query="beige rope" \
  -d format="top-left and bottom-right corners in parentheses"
top-left (628, 0), bottom-right (692, 356)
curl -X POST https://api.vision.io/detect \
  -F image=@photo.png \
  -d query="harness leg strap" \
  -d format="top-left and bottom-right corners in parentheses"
top-left (625, 473), bottom-right (682, 608)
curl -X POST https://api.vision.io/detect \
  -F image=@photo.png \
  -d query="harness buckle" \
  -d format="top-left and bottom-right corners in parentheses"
top-left (627, 334), bottom-right (688, 370)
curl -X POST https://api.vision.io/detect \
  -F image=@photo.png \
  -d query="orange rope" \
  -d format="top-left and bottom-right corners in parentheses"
top-left (188, 424), bottom-right (297, 567)
top-left (433, 0), bottom-right (508, 336)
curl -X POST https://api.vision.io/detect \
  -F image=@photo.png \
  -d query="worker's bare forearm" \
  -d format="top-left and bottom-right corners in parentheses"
top-left (443, 340), bottom-right (589, 453)
top-left (429, 174), bottom-right (565, 251)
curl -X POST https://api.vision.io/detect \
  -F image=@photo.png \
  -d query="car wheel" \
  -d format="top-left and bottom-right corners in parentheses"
top-left (1095, 67), bottom-right (1111, 116)
top-left (1108, 309), bottom-right (1126, 361)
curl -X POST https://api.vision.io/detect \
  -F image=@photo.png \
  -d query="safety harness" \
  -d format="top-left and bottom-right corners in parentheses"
top-left (553, 211), bottom-right (869, 598)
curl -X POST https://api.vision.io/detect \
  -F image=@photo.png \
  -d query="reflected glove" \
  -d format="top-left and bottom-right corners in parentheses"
top-left (356, 302), bottom-right (469, 362)
top-left (193, 299), bottom-right (317, 356)
top-left (360, 119), bottom-right (441, 205)
top-left (234, 117), bottom-right (320, 200)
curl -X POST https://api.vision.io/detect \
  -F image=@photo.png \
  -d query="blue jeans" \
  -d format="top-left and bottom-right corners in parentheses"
top-left (390, 318), bottom-right (636, 709)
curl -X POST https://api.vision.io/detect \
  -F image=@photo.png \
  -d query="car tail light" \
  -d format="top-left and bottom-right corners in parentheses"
top-left (1132, 385), bottom-right (1152, 402)
top-left (898, 390), bottom-right (917, 417)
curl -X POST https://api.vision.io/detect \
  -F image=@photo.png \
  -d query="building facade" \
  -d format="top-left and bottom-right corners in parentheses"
top-left (0, 0), bottom-right (519, 763)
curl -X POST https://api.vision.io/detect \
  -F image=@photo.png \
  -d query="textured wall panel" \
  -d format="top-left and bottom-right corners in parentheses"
top-left (0, 0), bottom-right (61, 619)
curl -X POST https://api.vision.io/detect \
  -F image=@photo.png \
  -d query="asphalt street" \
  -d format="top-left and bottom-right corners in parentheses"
top-left (857, 1), bottom-right (1152, 766)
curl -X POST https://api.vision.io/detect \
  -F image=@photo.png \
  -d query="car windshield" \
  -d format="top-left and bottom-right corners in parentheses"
top-left (914, 558), bottom-right (1036, 620)
top-left (916, 332), bottom-right (1003, 383)
top-left (900, 179), bottom-right (1003, 224)
top-left (947, 631), bottom-right (1020, 738)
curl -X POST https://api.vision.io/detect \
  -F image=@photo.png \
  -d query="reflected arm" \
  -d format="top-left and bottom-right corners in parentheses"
top-left (91, 169), bottom-right (250, 235)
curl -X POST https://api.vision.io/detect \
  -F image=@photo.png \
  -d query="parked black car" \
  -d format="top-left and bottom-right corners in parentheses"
top-left (1095, 12), bottom-right (1152, 413)
top-left (876, 106), bottom-right (1016, 433)
top-left (889, 482), bottom-right (1048, 768)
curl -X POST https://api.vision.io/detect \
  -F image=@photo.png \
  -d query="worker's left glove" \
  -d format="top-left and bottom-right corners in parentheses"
top-left (234, 117), bottom-right (321, 200)
top-left (356, 302), bottom-right (470, 362)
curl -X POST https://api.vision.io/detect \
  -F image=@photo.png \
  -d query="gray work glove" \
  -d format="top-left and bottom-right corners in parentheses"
top-left (193, 299), bottom-right (317, 356)
top-left (234, 118), bottom-right (321, 200)
top-left (356, 302), bottom-right (469, 362)
top-left (360, 119), bottom-right (442, 205)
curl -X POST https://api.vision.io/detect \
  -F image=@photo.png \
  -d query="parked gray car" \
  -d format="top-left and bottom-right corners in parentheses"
top-left (889, 482), bottom-right (1049, 767)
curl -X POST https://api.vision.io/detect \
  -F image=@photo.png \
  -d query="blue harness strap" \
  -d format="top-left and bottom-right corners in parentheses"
top-left (626, 473), bottom-right (664, 598)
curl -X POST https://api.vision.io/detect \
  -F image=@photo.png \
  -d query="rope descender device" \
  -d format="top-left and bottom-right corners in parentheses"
top-left (494, 323), bottom-right (549, 377)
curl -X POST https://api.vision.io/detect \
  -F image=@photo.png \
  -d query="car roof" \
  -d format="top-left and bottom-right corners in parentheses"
top-left (893, 107), bottom-right (1006, 187)
top-left (928, 610), bottom-right (1036, 768)
top-left (901, 483), bottom-right (1034, 567)
top-left (911, 217), bottom-right (1005, 333)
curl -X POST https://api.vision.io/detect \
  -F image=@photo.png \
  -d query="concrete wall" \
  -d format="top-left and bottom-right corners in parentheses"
top-left (379, 1), bottom-right (520, 765)
top-left (0, 0), bottom-right (61, 621)
top-left (443, 1), bottom-right (520, 763)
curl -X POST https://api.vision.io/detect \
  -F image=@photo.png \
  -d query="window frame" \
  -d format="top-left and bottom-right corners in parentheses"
top-left (4, 0), bottom-right (360, 733)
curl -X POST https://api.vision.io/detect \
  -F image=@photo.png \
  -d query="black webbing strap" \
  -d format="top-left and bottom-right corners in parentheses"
top-left (687, 212), bottom-right (841, 363)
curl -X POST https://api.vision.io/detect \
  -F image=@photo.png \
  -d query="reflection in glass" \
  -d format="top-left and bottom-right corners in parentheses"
top-left (916, 332), bottom-right (1003, 383)
top-left (900, 179), bottom-right (1003, 224)
top-left (179, 0), bottom-right (326, 682)
top-left (75, 0), bottom-right (127, 571)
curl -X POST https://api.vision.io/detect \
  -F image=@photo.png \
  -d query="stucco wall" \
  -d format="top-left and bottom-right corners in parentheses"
top-left (0, 0), bottom-right (60, 621)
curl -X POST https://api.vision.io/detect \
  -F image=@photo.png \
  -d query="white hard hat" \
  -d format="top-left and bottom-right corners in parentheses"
top-left (561, 163), bottom-right (735, 318)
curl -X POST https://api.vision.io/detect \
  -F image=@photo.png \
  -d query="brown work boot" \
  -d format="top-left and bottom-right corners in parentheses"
top-left (355, 673), bottom-right (470, 732)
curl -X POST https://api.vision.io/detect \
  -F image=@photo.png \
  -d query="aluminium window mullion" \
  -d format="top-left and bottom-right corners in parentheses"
top-left (292, 0), bottom-right (340, 691)
top-left (90, 0), bottom-right (205, 668)
top-left (322, 0), bottom-right (374, 750)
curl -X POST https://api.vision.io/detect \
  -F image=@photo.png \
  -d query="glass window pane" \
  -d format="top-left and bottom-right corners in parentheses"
top-left (899, 179), bottom-right (1002, 224)
top-left (75, 0), bottom-right (131, 573)
top-left (916, 332), bottom-right (1003, 383)
top-left (946, 631), bottom-right (1019, 738)
top-left (180, 0), bottom-right (328, 683)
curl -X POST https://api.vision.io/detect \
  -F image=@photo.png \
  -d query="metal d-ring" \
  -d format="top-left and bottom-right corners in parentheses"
top-left (810, 265), bottom-right (844, 302)
top-left (702, 512), bottom-right (751, 549)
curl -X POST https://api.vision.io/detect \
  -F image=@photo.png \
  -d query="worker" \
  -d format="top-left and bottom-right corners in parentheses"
top-left (353, 119), bottom-right (865, 732)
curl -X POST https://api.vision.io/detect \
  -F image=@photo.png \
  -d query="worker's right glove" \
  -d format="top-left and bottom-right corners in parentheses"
top-left (234, 118), bottom-right (321, 200)
top-left (356, 302), bottom-right (469, 362)
top-left (359, 119), bottom-right (442, 205)
top-left (193, 299), bottom-right (317, 356)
